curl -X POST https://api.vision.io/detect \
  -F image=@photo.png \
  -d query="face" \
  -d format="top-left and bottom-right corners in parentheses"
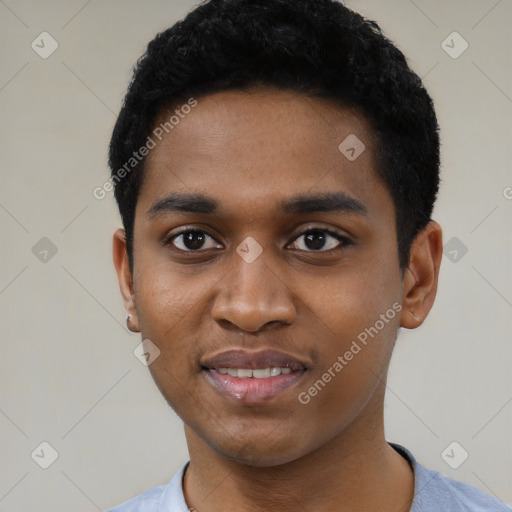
top-left (115, 88), bottom-right (419, 467)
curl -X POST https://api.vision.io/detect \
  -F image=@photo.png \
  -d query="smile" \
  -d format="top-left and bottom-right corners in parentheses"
top-left (201, 349), bottom-right (309, 404)
top-left (215, 367), bottom-right (292, 378)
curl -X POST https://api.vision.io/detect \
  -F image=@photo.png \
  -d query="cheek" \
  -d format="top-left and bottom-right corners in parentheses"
top-left (294, 252), bottom-right (402, 416)
top-left (133, 267), bottom-right (203, 374)
top-left (134, 270), bottom-right (210, 421)
top-left (134, 259), bottom-right (209, 333)
top-left (308, 257), bottom-right (402, 341)
top-left (295, 307), bottom-right (398, 445)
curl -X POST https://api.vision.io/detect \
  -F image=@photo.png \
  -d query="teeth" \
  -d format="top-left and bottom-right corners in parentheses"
top-left (215, 367), bottom-right (293, 378)
top-left (252, 368), bottom-right (271, 378)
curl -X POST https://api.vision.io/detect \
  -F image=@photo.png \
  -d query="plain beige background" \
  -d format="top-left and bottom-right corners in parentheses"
top-left (1, 0), bottom-right (511, 510)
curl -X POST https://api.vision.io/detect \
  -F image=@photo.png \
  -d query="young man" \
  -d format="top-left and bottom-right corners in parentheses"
top-left (107, 0), bottom-right (509, 510)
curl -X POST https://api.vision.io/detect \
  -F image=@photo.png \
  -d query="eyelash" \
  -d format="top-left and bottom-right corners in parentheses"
top-left (289, 228), bottom-right (353, 252)
top-left (164, 227), bottom-right (353, 253)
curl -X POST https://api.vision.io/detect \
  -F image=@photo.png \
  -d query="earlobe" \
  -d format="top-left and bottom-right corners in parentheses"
top-left (113, 229), bottom-right (141, 333)
top-left (399, 221), bottom-right (443, 330)
top-left (126, 313), bottom-right (139, 333)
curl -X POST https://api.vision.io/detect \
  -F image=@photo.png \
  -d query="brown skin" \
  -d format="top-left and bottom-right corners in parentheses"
top-left (113, 88), bottom-right (443, 512)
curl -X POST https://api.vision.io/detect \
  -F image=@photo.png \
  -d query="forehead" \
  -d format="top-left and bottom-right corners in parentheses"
top-left (137, 88), bottom-right (390, 220)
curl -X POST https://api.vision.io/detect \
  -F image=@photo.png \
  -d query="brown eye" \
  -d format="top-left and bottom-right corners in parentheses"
top-left (304, 231), bottom-right (328, 250)
top-left (289, 229), bottom-right (352, 252)
top-left (169, 230), bottom-right (222, 251)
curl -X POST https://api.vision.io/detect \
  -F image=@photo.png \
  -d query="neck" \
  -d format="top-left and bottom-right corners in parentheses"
top-left (182, 388), bottom-right (414, 512)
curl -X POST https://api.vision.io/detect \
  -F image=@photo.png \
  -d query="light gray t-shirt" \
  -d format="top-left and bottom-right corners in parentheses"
top-left (106, 444), bottom-right (511, 511)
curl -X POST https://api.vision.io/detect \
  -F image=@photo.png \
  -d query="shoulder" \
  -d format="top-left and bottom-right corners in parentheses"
top-left (391, 444), bottom-right (511, 512)
top-left (105, 484), bottom-right (165, 512)
top-left (445, 477), bottom-right (511, 511)
top-left (105, 462), bottom-right (190, 512)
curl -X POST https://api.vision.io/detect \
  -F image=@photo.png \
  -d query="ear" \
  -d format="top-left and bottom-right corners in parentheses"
top-left (400, 221), bottom-right (443, 329)
top-left (113, 228), bottom-right (140, 332)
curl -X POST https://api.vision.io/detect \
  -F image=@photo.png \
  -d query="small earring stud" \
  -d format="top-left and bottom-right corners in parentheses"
top-left (126, 314), bottom-right (136, 332)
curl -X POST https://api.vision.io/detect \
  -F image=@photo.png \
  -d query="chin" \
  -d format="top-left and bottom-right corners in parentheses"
top-left (217, 444), bottom-right (304, 468)
top-left (200, 422), bottom-right (314, 468)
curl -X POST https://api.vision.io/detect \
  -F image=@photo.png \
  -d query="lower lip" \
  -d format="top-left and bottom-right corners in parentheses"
top-left (203, 369), bottom-right (307, 404)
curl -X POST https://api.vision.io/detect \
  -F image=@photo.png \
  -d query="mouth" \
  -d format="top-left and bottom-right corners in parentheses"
top-left (214, 367), bottom-right (294, 378)
top-left (201, 349), bottom-right (309, 404)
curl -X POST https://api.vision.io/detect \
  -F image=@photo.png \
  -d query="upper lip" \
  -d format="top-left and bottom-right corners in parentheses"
top-left (201, 349), bottom-right (308, 371)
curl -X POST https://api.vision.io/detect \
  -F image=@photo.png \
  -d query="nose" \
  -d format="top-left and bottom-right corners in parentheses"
top-left (211, 252), bottom-right (297, 333)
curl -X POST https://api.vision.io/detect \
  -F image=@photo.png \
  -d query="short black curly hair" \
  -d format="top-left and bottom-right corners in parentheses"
top-left (108, 0), bottom-right (440, 272)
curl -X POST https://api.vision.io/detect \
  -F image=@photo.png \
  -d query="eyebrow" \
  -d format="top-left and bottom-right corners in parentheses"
top-left (281, 192), bottom-right (368, 216)
top-left (147, 194), bottom-right (218, 219)
top-left (146, 191), bottom-right (368, 219)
